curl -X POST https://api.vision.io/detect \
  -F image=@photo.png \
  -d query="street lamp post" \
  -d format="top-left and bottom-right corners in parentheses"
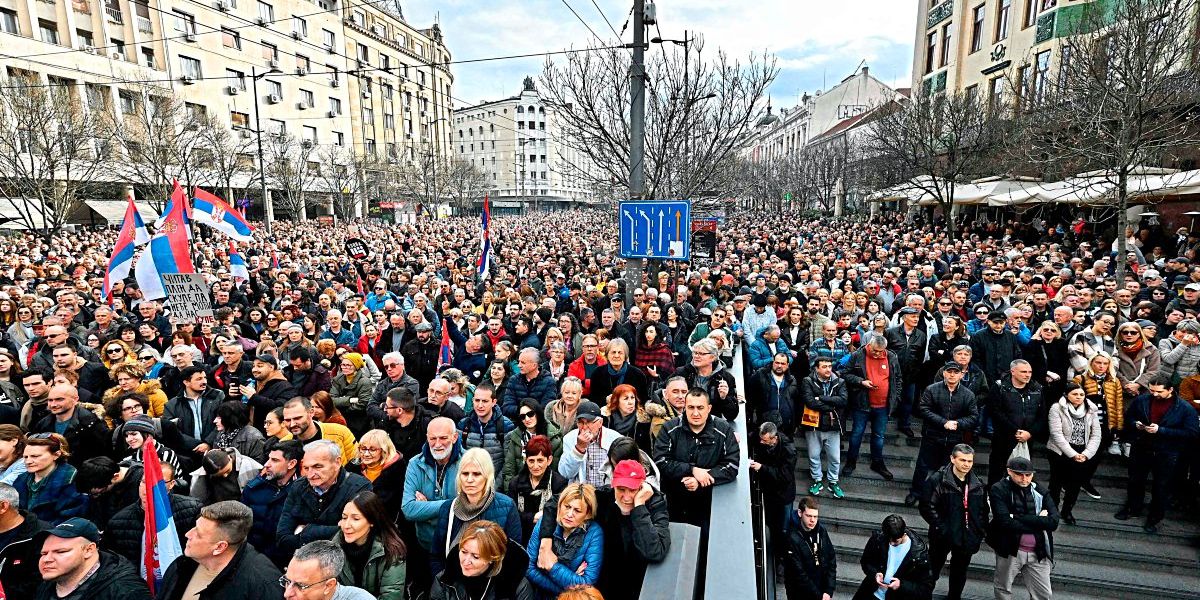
top-left (426, 115), bottom-right (449, 215)
top-left (251, 66), bottom-right (281, 234)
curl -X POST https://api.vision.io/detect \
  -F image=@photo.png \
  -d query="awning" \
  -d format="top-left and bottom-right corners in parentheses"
top-left (866, 176), bottom-right (944, 204)
top-left (0, 198), bottom-right (50, 230)
top-left (84, 200), bottom-right (160, 224)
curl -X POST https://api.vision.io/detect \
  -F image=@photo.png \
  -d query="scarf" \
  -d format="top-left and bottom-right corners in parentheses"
top-left (1119, 335), bottom-right (1145, 357)
top-left (453, 488), bottom-right (496, 522)
top-left (215, 427), bottom-right (242, 450)
top-left (608, 409), bottom-right (637, 438)
top-left (1065, 401), bottom-right (1088, 446)
top-left (606, 362), bottom-right (628, 387)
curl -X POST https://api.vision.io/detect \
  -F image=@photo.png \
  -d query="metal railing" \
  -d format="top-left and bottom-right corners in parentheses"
top-left (136, 16), bottom-right (152, 33)
top-left (104, 5), bottom-right (122, 23)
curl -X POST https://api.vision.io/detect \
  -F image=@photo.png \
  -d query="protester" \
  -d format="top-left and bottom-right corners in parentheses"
top-left (918, 444), bottom-right (988, 600)
top-left (429, 520), bottom-right (532, 600)
top-left (799, 356), bottom-right (847, 497)
top-left (283, 541), bottom-right (376, 600)
top-left (0, 481), bottom-right (47, 598)
top-left (524, 482), bottom-right (603, 598)
top-left (908, 361), bottom-right (978, 507)
top-left (156, 500), bottom-right (284, 600)
top-left (276, 439), bottom-right (372, 556)
top-left (989, 457), bottom-right (1058, 600)
top-left (243, 439), bottom-right (304, 567)
top-left (850, 514), bottom-right (934, 600)
top-left (653, 388), bottom-right (739, 527)
top-left (429, 447), bottom-right (522, 576)
top-left (333, 490), bottom-right (408, 600)
top-left (33, 517), bottom-right (151, 600)
top-left (1045, 383), bottom-right (1102, 525)
top-left (14, 432), bottom-right (88, 525)
top-left (841, 335), bottom-right (902, 480)
top-left (781, 497), bottom-right (836, 600)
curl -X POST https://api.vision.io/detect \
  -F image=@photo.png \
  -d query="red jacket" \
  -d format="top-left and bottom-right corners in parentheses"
top-left (567, 355), bottom-right (606, 397)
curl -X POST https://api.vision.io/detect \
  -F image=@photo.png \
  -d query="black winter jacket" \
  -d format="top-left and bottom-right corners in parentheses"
top-left (34, 550), bottom-right (150, 600)
top-left (969, 328), bottom-right (1022, 383)
top-left (884, 325), bottom-right (928, 377)
top-left (275, 468), bottom-right (372, 553)
top-left (156, 544), bottom-right (283, 600)
top-left (30, 405), bottom-right (112, 467)
top-left (0, 509), bottom-right (48, 599)
top-left (919, 465), bottom-right (989, 551)
top-left (799, 374), bottom-right (848, 432)
top-left (1122, 393), bottom-right (1200, 454)
top-left (991, 381), bottom-right (1045, 441)
top-left (102, 492), bottom-right (201, 565)
top-left (781, 514), bottom-right (837, 600)
top-left (751, 432), bottom-right (797, 506)
top-left (852, 528), bottom-right (934, 600)
top-left (917, 382), bottom-right (978, 444)
top-left (747, 366), bottom-right (800, 432)
top-left (676, 363), bottom-right (739, 422)
top-left (987, 477), bottom-right (1058, 560)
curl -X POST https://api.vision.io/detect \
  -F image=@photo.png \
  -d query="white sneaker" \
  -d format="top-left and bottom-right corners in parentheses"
top-left (1107, 441), bottom-right (1121, 456)
top-left (1121, 442), bottom-right (1131, 457)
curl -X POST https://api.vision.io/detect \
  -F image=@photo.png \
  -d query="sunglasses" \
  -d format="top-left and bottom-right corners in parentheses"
top-left (106, 348), bottom-right (124, 354)
top-left (519, 411), bottom-right (536, 419)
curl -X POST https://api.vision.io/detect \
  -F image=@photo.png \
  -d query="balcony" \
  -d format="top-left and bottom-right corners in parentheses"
top-left (105, 5), bottom-right (123, 23)
top-left (71, 0), bottom-right (91, 13)
top-left (136, 16), bottom-right (151, 33)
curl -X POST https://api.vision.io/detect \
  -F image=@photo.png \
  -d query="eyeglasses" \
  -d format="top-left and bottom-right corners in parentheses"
top-left (359, 446), bottom-right (380, 454)
top-left (384, 363), bottom-right (401, 369)
top-left (139, 355), bottom-right (155, 360)
top-left (1120, 331), bottom-right (1141, 336)
top-left (519, 411), bottom-right (536, 419)
top-left (279, 576), bottom-right (333, 591)
top-left (106, 348), bottom-right (124, 355)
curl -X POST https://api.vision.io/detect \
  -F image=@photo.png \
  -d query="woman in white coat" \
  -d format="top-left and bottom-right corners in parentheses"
top-left (1046, 382), bottom-right (1102, 525)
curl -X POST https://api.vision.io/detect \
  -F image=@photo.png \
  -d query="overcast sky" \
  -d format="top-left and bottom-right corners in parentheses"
top-left (401, 0), bottom-right (917, 108)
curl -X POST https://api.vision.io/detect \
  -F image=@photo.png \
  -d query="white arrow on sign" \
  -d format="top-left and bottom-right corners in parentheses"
top-left (640, 210), bottom-right (653, 255)
top-left (623, 209), bottom-right (636, 251)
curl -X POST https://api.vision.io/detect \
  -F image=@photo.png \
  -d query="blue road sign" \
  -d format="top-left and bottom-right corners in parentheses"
top-left (619, 200), bottom-right (691, 260)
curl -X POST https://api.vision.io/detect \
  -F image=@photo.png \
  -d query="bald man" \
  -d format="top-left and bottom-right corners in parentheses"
top-left (30, 384), bottom-right (111, 467)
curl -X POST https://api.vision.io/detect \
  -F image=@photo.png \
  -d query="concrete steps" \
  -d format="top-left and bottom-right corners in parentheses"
top-left (777, 422), bottom-right (1200, 600)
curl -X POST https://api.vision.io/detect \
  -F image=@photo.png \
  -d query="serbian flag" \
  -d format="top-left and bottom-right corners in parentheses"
top-left (356, 273), bottom-right (366, 296)
top-left (438, 319), bottom-right (453, 369)
top-left (102, 190), bottom-right (150, 301)
top-left (141, 437), bottom-right (182, 595)
top-left (193, 187), bottom-right (254, 241)
top-left (228, 242), bottom-right (250, 283)
top-left (135, 181), bottom-right (195, 300)
top-left (271, 250), bottom-right (280, 270)
top-left (477, 195), bottom-right (492, 279)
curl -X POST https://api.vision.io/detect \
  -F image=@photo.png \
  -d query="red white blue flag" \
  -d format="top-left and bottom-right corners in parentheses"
top-left (193, 187), bottom-right (254, 241)
top-left (141, 437), bottom-right (182, 595)
top-left (228, 242), bottom-right (249, 283)
top-left (477, 195), bottom-right (492, 279)
top-left (103, 189), bottom-right (150, 301)
top-left (135, 180), bottom-right (195, 300)
top-left (438, 319), bottom-right (453, 369)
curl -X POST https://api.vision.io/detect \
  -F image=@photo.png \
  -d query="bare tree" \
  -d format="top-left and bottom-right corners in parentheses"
top-left (194, 116), bottom-right (256, 204)
top-left (799, 137), bottom-right (854, 213)
top-left (540, 42), bottom-right (777, 201)
top-left (862, 89), bottom-right (1009, 238)
top-left (440, 157), bottom-right (492, 213)
top-left (0, 75), bottom-right (113, 240)
top-left (319, 146), bottom-right (388, 220)
top-left (103, 87), bottom-right (210, 211)
top-left (261, 132), bottom-right (319, 220)
top-left (1010, 0), bottom-right (1200, 278)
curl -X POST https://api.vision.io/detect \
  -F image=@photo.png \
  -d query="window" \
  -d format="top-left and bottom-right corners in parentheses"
top-left (352, 10), bottom-right (365, 26)
top-left (77, 29), bottom-right (94, 47)
top-left (296, 55), bottom-right (310, 71)
top-left (333, 131), bottom-right (344, 146)
top-left (119, 91), bottom-right (137, 113)
top-left (995, 0), bottom-right (1011, 42)
top-left (300, 89), bottom-right (314, 108)
top-left (267, 119), bottom-right (285, 135)
top-left (1017, 64), bottom-right (1032, 105)
top-left (185, 103), bottom-right (206, 120)
top-left (172, 11), bottom-right (196, 35)
top-left (964, 84), bottom-right (979, 107)
top-left (262, 43), bottom-right (277, 61)
top-left (141, 48), bottom-right (155, 68)
top-left (988, 75), bottom-right (1007, 112)
top-left (924, 32), bottom-right (937, 74)
top-left (231, 111), bottom-right (249, 128)
top-left (222, 28), bottom-right (241, 49)
top-left (317, 0), bottom-right (332, 9)
top-left (384, 114), bottom-right (394, 129)
top-left (257, 1), bottom-right (273, 22)
top-left (292, 17), bottom-right (306, 37)
top-left (227, 69), bottom-right (247, 90)
top-left (517, 121), bottom-right (525, 129)
top-left (1024, 0), bottom-right (1038, 28)
top-left (363, 107), bottom-right (374, 123)
top-left (329, 97), bottom-right (342, 114)
top-left (180, 56), bottom-right (201, 79)
top-left (970, 4), bottom-right (985, 52)
top-left (357, 44), bottom-right (369, 62)
top-left (940, 23), bottom-right (952, 67)
top-left (39, 20), bottom-right (60, 45)
top-left (302, 126), bottom-right (316, 143)
top-left (0, 9), bottom-right (18, 35)
top-left (517, 106), bottom-right (524, 113)
top-left (267, 80), bottom-right (282, 96)
top-left (538, 122), bottom-right (545, 131)
top-left (322, 29), bottom-right (335, 48)
top-left (1033, 49), bottom-right (1051, 104)
top-left (382, 84), bottom-right (392, 100)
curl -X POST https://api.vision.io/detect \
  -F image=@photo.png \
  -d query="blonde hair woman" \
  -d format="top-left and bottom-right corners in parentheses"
top-left (429, 448), bottom-right (522, 577)
top-left (524, 482), bottom-right (603, 596)
top-left (1072, 352), bottom-right (1125, 456)
top-left (104, 362), bottom-right (167, 417)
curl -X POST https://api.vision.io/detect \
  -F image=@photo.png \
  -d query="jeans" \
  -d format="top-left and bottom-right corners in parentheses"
top-left (1048, 449), bottom-right (1091, 515)
top-left (894, 381), bottom-right (919, 429)
top-left (847, 407), bottom-right (888, 465)
top-left (806, 429), bottom-right (842, 484)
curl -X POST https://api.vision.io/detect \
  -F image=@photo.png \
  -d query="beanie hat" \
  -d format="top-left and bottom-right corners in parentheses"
top-left (123, 414), bottom-right (158, 437)
top-left (343, 352), bottom-right (365, 370)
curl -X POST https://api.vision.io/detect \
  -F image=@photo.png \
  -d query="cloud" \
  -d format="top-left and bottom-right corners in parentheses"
top-left (400, 0), bottom-right (916, 105)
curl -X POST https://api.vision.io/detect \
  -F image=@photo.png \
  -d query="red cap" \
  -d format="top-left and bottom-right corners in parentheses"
top-left (612, 460), bottom-right (647, 489)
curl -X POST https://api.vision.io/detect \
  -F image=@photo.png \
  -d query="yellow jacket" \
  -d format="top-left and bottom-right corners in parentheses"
top-left (313, 421), bottom-right (357, 465)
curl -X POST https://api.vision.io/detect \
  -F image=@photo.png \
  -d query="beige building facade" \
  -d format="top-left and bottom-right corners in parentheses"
top-left (0, 0), bottom-right (452, 219)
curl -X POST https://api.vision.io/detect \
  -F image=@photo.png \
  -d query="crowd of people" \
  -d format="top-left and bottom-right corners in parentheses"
top-left (0, 209), bottom-right (1193, 600)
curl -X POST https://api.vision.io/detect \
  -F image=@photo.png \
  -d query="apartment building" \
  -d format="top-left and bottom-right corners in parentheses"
top-left (0, 0), bottom-right (452, 219)
top-left (453, 77), bottom-right (592, 211)
top-left (910, 0), bottom-right (1081, 107)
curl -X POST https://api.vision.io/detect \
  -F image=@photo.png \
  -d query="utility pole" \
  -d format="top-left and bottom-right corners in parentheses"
top-left (623, 0), bottom-right (648, 306)
top-left (251, 67), bottom-right (275, 235)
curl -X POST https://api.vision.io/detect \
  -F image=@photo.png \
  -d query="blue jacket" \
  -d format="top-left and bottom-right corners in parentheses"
top-left (458, 410), bottom-right (516, 487)
top-left (276, 468), bottom-right (372, 554)
top-left (749, 332), bottom-right (789, 370)
top-left (502, 371), bottom-right (559, 420)
top-left (445, 320), bottom-right (489, 381)
top-left (241, 473), bottom-right (299, 565)
top-left (524, 522), bottom-right (604, 598)
top-left (429, 491), bottom-right (523, 576)
top-left (14, 463), bottom-right (87, 525)
top-left (402, 441), bottom-right (463, 552)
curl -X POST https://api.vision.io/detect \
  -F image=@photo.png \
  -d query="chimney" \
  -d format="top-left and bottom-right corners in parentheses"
top-left (862, 66), bottom-right (869, 77)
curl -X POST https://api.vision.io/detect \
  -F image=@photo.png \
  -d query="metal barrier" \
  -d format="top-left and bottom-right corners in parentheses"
top-left (703, 342), bottom-right (762, 599)
top-left (637, 522), bottom-right (703, 600)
